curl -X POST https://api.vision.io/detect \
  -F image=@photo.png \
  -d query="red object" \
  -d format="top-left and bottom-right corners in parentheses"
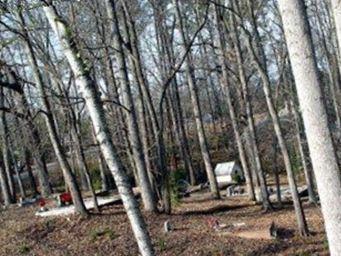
top-left (59, 192), bottom-right (72, 204)
top-left (39, 198), bottom-right (46, 207)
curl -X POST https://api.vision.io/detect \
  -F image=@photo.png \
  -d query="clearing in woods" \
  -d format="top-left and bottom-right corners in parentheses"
top-left (0, 190), bottom-right (328, 256)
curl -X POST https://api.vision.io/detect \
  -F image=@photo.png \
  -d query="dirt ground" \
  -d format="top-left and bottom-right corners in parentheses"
top-left (0, 192), bottom-right (328, 256)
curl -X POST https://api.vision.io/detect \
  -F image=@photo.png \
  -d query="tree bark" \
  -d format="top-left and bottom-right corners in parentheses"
top-left (0, 161), bottom-right (11, 205)
top-left (43, 4), bottom-right (155, 255)
top-left (1, 56), bottom-right (52, 197)
top-left (0, 88), bottom-right (13, 206)
top-left (12, 154), bottom-right (26, 200)
top-left (0, 88), bottom-right (16, 203)
top-left (14, 76), bottom-right (52, 196)
top-left (119, 5), bottom-right (155, 193)
top-left (17, 9), bottom-right (87, 216)
top-left (243, 13), bottom-right (308, 236)
top-left (173, 0), bottom-right (220, 198)
top-left (214, 4), bottom-right (255, 201)
top-left (331, 0), bottom-right (341, 78)
top-left (228, 2), bottom-right (267, 202)
top-left (24, 149), bottom-right (39, 196)
top-left (288, 85), bottom-right (317, 204)
top-left (278, 0), bottom-right (341, 253)
top-left (105, 0), bottom-right (157, 212)
top-left (122, 0), bottom-right (171, 213)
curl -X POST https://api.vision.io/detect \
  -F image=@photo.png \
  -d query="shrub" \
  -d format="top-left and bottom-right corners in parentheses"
top-left (88, 162), bottom-right (102, 191)
top-left (169, 168), bottom-right (187, 206)
top-left (157, 237), bottom-right (166, 252)
top-left (89, 227), bottom-right (117, 241)
top-left (290, 148), bottom-right (303, 176)
top-left (232, 173), bottom-right (244, 184)
top-left (18, 243), bottom-right (30, 254)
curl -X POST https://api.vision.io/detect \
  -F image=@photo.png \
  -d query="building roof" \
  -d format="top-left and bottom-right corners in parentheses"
top-left (214, 161), bottom-right (241, 176)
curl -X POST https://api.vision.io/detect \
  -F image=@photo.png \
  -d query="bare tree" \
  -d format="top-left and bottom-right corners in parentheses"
top-left (172, 0), bottom-right (220, 198)
top-left (16, 8), bottom-right (87, 216)
top-left (278, 0), bottom-right (341, 254)
top-left (105, 0), bottom-right (157, 212)
top-left (43, 3), bottom-right (154, 255)
top-left (213, 2), bottom-right (255, 202)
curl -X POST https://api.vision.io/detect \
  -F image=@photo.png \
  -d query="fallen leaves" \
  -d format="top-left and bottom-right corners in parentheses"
top-left (0, 193), bottom-right (328, 255)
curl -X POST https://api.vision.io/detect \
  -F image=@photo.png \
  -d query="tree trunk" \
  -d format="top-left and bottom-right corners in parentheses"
top-left (18, 10), bottom-right (87, 216)
top-left (272, 135), bottom-right (282, 207)
top-left (13, 156), bottom-right (26, 200)
top-left (4, 64), bottom-right (52, 197)
top-left (122, 0), bottom-right (171, 213)
top-left (91, 127), bottom-right (115, 193)
top-left (0, 164), bottom-right (11, 206)
top-left (52, 72), bottom-right (99, 211)
top-left (0, 87), bottom-right (13, 206)
top-left (71, 126), bottom-right (99, 212)
top-left (98, 150), bottom-right (115, 191)
top-left (289, 92), bottom-right (317, 204)
top-left (43, 5), bottom-right (155, 255)
top-left (24, 150), bottom-right (39, 196)
top-left (173, 0), bottom-right (220, 198)
top-left (228, 1), bottom-right (269, 206)
top-left (242, 21), bottom-right (308, 237)
top-left (18, 89), bottom-right (52, 197)
top-left (120, 7), bottom-right (155, 192)
top-left (214, 5), bottom-right (255, 201)
top-left (331, 0), bottom-right (341, 78)
top-left (278, 0), bottom-right (341, 253)
top-left (170, 77), bottom-right (196, 185)
top-left (0, 88), bottom-right (16, 202)
top-left (105, 0), bottom-right (157, 212)
top-left (314, 9), bottom-right (341, 139)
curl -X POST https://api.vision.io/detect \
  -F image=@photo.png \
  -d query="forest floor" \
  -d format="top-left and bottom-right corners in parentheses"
top-left (0, 189), bottom-right (328, 256)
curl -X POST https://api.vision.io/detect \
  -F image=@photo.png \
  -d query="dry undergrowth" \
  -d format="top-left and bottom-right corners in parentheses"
top-left (0, 193), bottom-right (328, 256)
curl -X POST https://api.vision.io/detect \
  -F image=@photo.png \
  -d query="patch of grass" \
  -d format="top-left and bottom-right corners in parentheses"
top-left (294, 252), bottom-right (310, 256)
top-left (157, 237), bottom-right (166, 252)
top-left (89, 227), bottom-right (118, 241)
top-left (18, 243), bottom-right (30, 254)
top-left (208, 248), bottom-right (227, 256)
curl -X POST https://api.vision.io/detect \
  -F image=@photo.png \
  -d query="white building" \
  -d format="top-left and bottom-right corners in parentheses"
top-left (214, 161), bottom-right (244, 188)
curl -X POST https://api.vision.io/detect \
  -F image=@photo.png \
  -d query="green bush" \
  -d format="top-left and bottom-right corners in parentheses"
top-left (232, 173), bottom-right (243, 184)
top-left (157, 237), bottom-right (166, 252)
top-left (18, 243), bottom-right (30, 254)
top-left (92, 177), bottom-right (102, 191)
top-left (290, 148), bottom-right (303, 176)
top-left (88, 162), bottom-right (102, 191)
top-left (169, 168), bottom-right (187, 206)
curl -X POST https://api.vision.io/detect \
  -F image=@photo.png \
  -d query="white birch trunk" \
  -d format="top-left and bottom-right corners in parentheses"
top-left (43, 5), bottom-right (154, 256)
top-left (278, 0), bottom-right (341, 254)
top-left (17, 9), bottom-right (87, 215)
top-left (331, 0), bottom-right (341, 76)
